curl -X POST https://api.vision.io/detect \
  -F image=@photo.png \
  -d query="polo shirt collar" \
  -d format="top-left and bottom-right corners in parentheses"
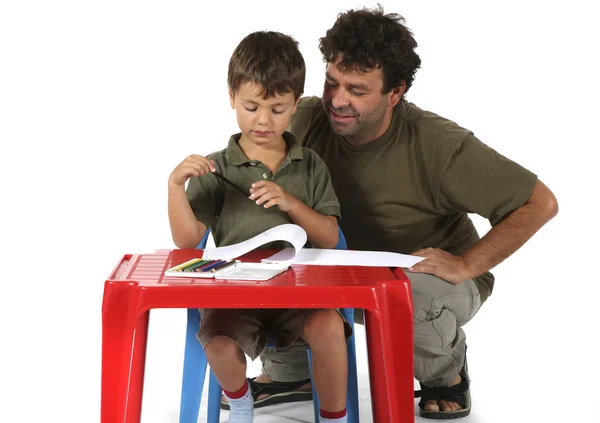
top-left (225, 131), bottom-right (303, 165)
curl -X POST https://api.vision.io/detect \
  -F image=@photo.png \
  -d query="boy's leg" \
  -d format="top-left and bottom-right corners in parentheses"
top-left (199, 308), bottom-right (268, 423)
top-left (301, 309), bottom-right (348, 422)
top-left (204, 336), bottom-right (247, 392)
top-left (220, 344), bottom-right (312, 409)
top-left (205, 336), bottom-right (254, 422)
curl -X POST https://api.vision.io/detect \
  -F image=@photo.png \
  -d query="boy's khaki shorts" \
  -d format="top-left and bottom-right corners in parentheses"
top-left (197, 308), bottom-right (353, 360)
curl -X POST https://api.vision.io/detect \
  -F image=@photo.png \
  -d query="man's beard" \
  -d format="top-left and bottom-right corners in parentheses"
top-left (323, 98), bottom-right (388, 143)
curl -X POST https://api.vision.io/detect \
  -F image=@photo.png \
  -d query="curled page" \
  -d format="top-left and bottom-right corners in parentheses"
top-left (262, 248), bottom-right (425, 268)
top-left (201, 224), bottom-right (307, 261)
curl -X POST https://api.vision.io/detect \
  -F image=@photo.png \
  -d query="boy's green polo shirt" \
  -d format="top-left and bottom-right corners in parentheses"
top-left (186, 131), bottom-right (340, 248)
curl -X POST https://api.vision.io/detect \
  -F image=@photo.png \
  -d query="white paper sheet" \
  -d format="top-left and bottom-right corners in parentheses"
top-left (201, 223), bottom-right (307, 260)
top-left (261, 247), bottom-right (425, 268)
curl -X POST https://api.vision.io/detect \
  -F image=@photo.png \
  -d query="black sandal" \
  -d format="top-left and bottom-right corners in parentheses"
top-left (414, 357), bottom-right (471, 419)
top-left (220, 377), bottom-right (312, 410)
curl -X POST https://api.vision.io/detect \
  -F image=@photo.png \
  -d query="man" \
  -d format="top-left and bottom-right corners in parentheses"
top-left (222, 5), bottom-right (558, 419)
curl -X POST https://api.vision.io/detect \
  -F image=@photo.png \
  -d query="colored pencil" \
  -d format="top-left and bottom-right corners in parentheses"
top-left (182, 259), bottom-right (211, 272)
top-left (172, 258), bottom-right (204, 271)
top-left (209, 260), bottom-right (237, 273)
top-left (213, 171), bottom-right (250, 196)
top-left (198, 260), bottom-right (226, 272)
top-left (194, 259), bottom-right (221, 272)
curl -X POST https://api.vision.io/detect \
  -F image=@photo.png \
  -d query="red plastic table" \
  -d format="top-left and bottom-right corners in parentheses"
top-left (101, 249), bottom-right (414, 423)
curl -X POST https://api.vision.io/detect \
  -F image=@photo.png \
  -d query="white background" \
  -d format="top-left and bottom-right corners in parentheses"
top-left (1, 1), bottom-right (599, 422)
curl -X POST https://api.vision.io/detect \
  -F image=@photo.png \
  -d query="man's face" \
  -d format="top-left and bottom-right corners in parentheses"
top-left (322, 60), bottom-right (394, 144)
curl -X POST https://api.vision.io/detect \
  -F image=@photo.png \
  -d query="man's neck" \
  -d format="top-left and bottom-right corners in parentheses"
top-left (345, 108), bottom-right (394, 146)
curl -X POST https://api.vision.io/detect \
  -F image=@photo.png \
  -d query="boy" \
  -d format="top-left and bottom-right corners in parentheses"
top-left (167, 31), bottom-right (351, 423)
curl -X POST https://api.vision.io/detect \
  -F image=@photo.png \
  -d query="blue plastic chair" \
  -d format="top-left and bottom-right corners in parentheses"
top-left (179, 227), bottom-right (359, 423)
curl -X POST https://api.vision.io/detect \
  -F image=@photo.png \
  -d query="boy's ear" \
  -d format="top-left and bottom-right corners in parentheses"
top-left (291, 94), bottom-right (302, 114)
top-left (228, 89), bottom-right (236, 109)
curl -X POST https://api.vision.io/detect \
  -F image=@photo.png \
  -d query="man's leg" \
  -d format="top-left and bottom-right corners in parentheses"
top-left (409, 271), bottom-right (481, 417)
top-left (260, 343), bottom-right (312, 382)
top-left (229, 271), bottom-right (481, 414)
top-left (221, 330), bottom-right (313, 408)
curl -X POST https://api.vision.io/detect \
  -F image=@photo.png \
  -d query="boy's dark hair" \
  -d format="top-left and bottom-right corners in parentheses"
top-left (319, 4), bottom-right (421, 94)
top-left (228, 31), bottom-right (305, 100)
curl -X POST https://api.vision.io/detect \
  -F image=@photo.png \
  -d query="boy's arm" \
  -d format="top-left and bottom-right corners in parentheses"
top-left (286, 199), bottom-right (339, 249)
top-left (168, 182), bottom-right (207, 249)
top-left (250, 180), bottom-right (339, 249)
top-left (168, 154), bottom-right (216, 249)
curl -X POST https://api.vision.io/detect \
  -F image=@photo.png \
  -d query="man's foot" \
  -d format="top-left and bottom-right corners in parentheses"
top-left (415, 360), bottom-right (471, 419)
top-left (220, 373), bottom-right (312, 409)
top-left (423, 373), bottom-right (463, 413)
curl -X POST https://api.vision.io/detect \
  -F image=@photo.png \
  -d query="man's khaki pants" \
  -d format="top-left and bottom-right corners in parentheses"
top-left (259, 271), bottom-right (482, 386)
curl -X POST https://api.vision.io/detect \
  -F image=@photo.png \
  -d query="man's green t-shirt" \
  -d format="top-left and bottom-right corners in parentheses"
top-left (186, 131), bottom-right (340, 248)
top-left (290, 97), bottom-right (537, 302)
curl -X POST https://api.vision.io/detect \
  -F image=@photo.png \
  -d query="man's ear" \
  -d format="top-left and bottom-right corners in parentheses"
top-left (388, 81), bottom-right (406, 108)
top-left (229, 89), bottom-right (236, 109)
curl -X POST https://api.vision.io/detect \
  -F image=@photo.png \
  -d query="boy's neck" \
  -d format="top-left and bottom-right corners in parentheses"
top-left (238, 134), bottom-right (288, 173)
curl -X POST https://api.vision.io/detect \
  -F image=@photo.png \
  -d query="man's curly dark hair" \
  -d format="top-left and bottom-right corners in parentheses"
top-left (319, 4), bottom-right (421, 94)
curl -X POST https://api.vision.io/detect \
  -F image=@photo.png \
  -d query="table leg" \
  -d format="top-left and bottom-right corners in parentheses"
top-left (375, 282), bottom-right (415, 423)
top-left (126, 310), bottom-right (150, 423)
top-left (101, 281), bottom-right (141, 423)
top-left (364, 308), bottom-right (391, 423)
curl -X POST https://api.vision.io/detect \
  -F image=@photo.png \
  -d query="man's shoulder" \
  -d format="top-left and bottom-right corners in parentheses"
top-left (402, 102), bottom-right (473, 161)
top-left (290, 96), bottom-right (327, 132)
top-left (299, 145), bottom-right (327, 164)
top-left (297, 96), bottom-right (323, 111)
top-left (403, 101), bottom-right (473, 146)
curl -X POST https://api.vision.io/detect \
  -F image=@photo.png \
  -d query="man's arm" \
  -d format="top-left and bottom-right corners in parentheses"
top-left (409, 178), bottom-right (558, 283)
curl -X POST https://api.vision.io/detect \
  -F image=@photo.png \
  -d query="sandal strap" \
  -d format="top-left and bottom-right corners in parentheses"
top-left (415, 377), bottom-right (469, 408)
top-left (247, 377), bottom-right (311, 400)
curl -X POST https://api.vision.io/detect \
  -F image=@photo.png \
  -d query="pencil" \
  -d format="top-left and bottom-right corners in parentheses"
top-left (199, 260), bottom-right (226, 272)
top-left (172, 258), bottom-right (204, 271)
top-left (213, 171), bottom-right (250, 196)
top-left (194, 259), bottom-right (221, 272)
top-left (182, 259), bottom-right (211, 272)
top-left (209, 260), bottom-right (237, 273)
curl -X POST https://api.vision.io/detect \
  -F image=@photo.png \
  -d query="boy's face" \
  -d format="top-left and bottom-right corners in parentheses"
top-left (322, 59), bottom-right (402, 144)
top-left (229, 82), bottom-right (299, 146)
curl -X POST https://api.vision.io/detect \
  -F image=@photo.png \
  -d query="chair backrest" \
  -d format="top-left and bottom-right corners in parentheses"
top-left (196, 226), bottom-right (347, 250)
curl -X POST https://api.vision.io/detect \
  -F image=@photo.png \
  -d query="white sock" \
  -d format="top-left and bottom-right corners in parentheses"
top-left (223, 381), bottom-right (254, 423)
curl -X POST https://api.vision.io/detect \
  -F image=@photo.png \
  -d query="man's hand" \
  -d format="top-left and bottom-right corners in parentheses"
top-left (169, 154), bottom-right (216, 187)
top-left (249, 180), bottom-right (295, 212)
top-left (409, 248), bottom-right (472, 284)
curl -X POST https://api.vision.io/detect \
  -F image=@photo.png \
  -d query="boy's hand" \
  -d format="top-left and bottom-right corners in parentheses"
top-left (169, 155), bottom-right (216, 187)
top-left (250, 180), bottom-right (295, 212)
